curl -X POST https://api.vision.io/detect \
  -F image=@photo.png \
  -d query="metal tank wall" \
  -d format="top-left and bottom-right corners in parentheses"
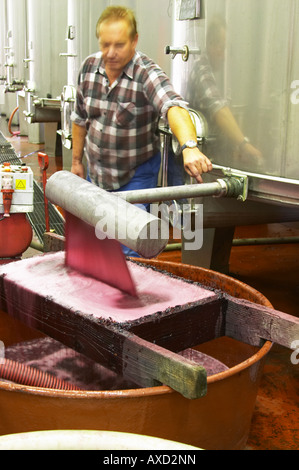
top-left (0, 0), bottom-right (27, 118)
top-left (0, 0), bottom-right (5, 77)
top-left (3, 0), bottom-right (26, 85)
top-left (63, 0), bottom-right (105, 88)
top-left (0, 0), bottom-right (68, 126)
top-left (26, 0), bottom-right (68, 98)
top-left (170, 0), bottom-right (299, 181)
top-left (0, 0), bottom-right (6, 106)
top-left (0, 0), bottom-right (68, 100)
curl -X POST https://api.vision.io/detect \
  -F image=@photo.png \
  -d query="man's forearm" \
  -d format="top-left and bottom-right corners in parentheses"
top-left (167, 106), bottom-right (213, 183)
top-left (72, 122), bottom-right (87, 164)
top-left (71, 122), bottom-right (87, 178)
top-left (167, 106), bottom-right (197, 146)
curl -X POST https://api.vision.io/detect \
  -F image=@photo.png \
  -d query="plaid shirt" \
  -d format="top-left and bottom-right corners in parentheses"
top-left (72, 51), bottom-right (188, 190)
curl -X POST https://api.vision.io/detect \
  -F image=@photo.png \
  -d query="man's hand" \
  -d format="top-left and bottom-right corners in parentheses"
top-left (183, 148), bottom-right (213, 183)
top-left (71, 160), bottom-right (85, 178)
top-left (167, 106), bottom-right (213, 183)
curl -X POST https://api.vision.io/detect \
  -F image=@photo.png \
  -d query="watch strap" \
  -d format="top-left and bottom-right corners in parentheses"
top-left (181, 141), bottom-right (198, 152)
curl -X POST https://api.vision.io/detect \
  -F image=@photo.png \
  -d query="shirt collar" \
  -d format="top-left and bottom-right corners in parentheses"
top-left (124, 52), bottom-right (138, 80)
top-left (96, 53), bottom-right (106, 76)
top-left (96, 51), bottom-right (138, 80)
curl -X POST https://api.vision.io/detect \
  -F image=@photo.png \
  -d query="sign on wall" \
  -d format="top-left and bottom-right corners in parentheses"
top-left (176, 0), bottom-right (201, 21)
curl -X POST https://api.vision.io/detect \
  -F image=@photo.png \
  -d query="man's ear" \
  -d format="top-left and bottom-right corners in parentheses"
top-left (133, 33), bottom-right (139, 48)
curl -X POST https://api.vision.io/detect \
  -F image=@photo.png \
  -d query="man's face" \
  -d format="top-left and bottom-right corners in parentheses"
top-left (98, 19), bottom-right (138, 75)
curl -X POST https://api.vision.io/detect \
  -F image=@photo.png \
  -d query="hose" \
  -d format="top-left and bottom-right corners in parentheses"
top-left (8, 107), bottom-right (20, 136)
top-left (0, 358), bottom-right (81, 391)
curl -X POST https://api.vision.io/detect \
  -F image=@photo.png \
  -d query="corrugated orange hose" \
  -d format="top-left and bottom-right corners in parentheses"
top-left (8, 107), bottom-right (20, 136)
top-left (0, 358), bottom-right (81, 391)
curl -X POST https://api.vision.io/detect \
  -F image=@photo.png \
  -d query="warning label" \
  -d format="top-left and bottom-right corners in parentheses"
top-left (15, 179), bottom-right (27, 190)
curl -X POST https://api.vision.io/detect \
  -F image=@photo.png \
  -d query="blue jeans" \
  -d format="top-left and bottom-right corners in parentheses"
top-left (116, 152), bottom-right (161, 257)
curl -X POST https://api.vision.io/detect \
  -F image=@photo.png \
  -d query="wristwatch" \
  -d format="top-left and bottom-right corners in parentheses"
top-left (181, 140), bottom-right (198, 152)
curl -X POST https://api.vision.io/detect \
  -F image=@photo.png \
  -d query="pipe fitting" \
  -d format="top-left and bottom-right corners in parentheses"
top-left (222, 176), bottom-right (247, 199)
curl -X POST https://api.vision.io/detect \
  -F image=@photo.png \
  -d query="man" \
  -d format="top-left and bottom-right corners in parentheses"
top-left (71, 6), bottom-right (212, 192)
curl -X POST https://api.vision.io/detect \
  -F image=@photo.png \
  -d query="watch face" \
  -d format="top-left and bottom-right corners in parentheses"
top-left (181, 140), bottom-right (198, 152)
top-left (185, 140), bottom-right (197, 148)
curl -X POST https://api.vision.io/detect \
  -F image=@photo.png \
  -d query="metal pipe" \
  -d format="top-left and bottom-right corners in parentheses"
top-left (116, 179), bottom-right (230, 204)
top-left (211, 164), bottom-right (299, 208)
top-left (24, 107), bottom-right (61, 124)
top-left (164, 243), bottom-right (182, 252)
top-left (233, 237), bottom-right (299, 246)
top-left (45, 171), bottom-right (169, 258)
top-left (161, 133), bottom-right (170, 188)
top-left (30, 239), bottom-right (44, 252)
top-left (45, 172), bottom-right (244, 258)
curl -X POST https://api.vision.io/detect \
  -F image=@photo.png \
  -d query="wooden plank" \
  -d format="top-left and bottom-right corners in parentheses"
top-left (224, 294), bottom-right (299, 348)
top-left (0, 273), bottom-right (214, 399)
top-left (129, 296), bottom-right (225, 351)
top-left (119, 329), bottom-right (207, 399)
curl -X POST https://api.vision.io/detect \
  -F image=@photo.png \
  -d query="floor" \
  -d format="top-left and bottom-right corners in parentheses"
top-left (1, 116), bottom-right (298, 450)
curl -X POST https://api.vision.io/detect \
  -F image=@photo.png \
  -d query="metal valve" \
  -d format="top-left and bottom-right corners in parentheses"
top-left (165, 45), bottom-right (201, 62)
top-left (165, 45), bottom-right (190, 61)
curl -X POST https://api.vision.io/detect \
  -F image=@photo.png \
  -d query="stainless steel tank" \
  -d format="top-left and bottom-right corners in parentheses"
top-left (0, 0), bottom-right (26, 122)
top-left (165, 0), bottom-right (299, 270)
top-left (169, 0), bottom-right (299, 201)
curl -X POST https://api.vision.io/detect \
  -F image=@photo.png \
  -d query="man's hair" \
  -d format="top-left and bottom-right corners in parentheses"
top-left (96, 6), bottom-right (138, 40)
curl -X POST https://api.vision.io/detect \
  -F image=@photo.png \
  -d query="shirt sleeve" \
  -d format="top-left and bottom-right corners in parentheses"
top-left (71, 86), bottom-right (87, 126)
top-left (161, 99), bottom-right (189, 119)
top-left (141, 57), bottom-right (190, 119)
top-left (71, 56), bottom-right (94, 126)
